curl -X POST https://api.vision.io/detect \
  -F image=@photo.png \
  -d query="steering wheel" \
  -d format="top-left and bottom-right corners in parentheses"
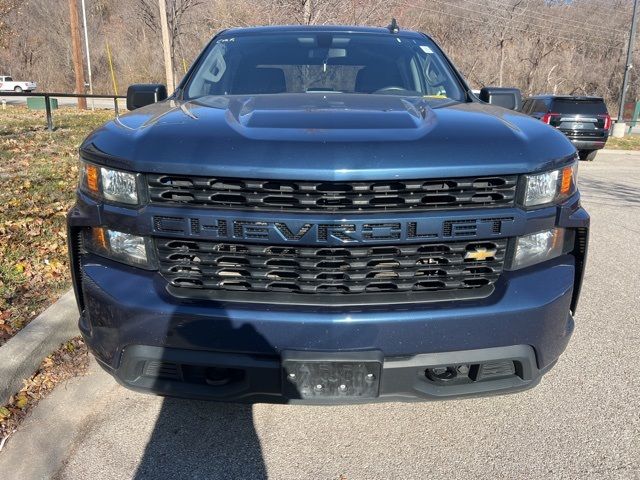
top-left (372, 86), bottom-right (413, 95)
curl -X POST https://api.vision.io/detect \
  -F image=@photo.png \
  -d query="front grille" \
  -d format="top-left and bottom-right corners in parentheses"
top-left (147, 174), bottom-right (517, 212)
top-left (156, 238), bottom-right (507, 297)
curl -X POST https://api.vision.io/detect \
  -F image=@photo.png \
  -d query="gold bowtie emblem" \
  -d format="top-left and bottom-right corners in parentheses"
top-left (464, 247), bottom-right (497, 261)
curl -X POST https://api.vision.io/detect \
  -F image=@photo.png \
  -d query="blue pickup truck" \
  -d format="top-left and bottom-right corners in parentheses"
top-left (67, 24), bottom-right (589, 403)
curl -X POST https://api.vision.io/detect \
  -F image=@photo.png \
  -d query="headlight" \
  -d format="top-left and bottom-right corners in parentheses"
top-left (522, 161), bottom-right (578, 207)
top-left (509, 228), bottom-right (571, 270)
top-left (84, 227), bottom-right (152, 268)
top-left (79, 160), bottom-right (139, 205)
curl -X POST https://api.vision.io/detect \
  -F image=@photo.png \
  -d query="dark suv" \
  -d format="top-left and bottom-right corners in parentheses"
top-left (68, 25), bottom-right (589, 403)
top-left (522, 95), bottom-right (611, 161)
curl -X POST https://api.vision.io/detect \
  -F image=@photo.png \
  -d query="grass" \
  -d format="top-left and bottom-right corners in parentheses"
top-left (606, 134), bottom-right (640, 150)
top-left (0, 106), bottom-right (114, 345)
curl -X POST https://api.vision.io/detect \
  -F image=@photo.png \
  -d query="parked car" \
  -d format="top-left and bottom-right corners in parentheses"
top-left (0, 75), bottom-right (37, 93)
top-left (522, 95), bottom-right (610, 161)
top-left (68, 24), bottom-right (589, 403)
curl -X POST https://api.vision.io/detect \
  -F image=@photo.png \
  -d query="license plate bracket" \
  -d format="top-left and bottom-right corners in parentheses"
top-left (282, 351), bottom-right (383, 400)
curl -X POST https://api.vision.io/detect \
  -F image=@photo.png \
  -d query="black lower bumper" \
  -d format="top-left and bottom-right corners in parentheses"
top-left (97, 342), bottom-right (549, 404)
top-left (568, 138), bottom-right (607, 151)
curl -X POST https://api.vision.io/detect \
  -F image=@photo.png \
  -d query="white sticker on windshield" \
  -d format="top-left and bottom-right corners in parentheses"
top-left (420, 45), bottom-right (434, 54)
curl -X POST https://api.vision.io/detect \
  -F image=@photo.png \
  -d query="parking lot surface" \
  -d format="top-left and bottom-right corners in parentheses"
top-left (0, 151), bottom-right (638, 480)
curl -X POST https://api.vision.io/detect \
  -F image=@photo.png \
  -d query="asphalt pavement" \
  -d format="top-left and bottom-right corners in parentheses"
top-left (0, 151), bottom-right (638, 480)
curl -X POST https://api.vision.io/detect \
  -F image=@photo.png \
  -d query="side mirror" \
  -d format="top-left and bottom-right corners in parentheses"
top-left (126, 84), bottom-right (168, 111)
top-left (479, 87), bottom-right (523, 111)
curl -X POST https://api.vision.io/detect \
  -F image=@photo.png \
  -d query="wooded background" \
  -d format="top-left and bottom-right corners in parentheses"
top-left (0, 0), bottom-right (635, 113)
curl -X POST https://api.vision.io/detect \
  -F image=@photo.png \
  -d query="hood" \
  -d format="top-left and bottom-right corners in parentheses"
top-left (81, 94), bottom-right (576, 181)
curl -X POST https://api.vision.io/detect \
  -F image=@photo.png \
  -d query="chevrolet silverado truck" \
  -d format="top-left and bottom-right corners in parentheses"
top-left (67, 24), bottom-right (589, 403)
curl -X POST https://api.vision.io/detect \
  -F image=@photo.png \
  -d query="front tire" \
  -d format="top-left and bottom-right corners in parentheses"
top-left (579, 150), bottom-right (597, 162)
top-left (13, 86), bottom-right (23, 93)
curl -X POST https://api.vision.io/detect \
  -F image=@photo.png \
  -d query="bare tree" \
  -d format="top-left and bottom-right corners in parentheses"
top-left (0, 0), bottom-right (20, 49)
top-left (493, 0), bottom-right (530, 87)
top-left (0, 0), bottom-right (635, 115)
top-left (133, 0), bottom-right (202, 81)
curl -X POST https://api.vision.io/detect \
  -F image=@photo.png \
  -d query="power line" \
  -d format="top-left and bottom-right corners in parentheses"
top-left (400, 1), bottom-right (625, 49)
top-left (478, 0), bottom-right (629, 35)
top-left (419, 0), bottom-right (627, 44)
top-left (419, 0), bottom-right (617, 44)
top-left (482, 0), bottom-right (627, 36)
top-left (571, 0), bottom-right (634, 10)
top-left (404, 0), bottom-right (626, 46)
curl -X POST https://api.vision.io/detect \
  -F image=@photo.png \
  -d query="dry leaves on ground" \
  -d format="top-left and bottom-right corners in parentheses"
top-left (0, 106), bottom-right (113, 345)
top-left (0, 337), bottom-right (89, 450)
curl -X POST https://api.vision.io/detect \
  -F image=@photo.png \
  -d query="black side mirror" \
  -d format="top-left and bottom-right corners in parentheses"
top-left (126, 84), bottom-right (168, 110)
top-left (479, 87), bottom-right (523, 111)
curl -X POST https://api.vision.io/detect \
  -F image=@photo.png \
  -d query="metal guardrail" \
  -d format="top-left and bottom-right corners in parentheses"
top-left (0, 92), bottom-right (126, 131)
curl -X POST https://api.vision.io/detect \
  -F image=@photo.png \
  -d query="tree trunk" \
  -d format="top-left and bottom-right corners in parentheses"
top-left (498, 38), bottom-right (505, 87)
top-left (158, 0), bottom-right (175, 92)
top-left (303, 0), bottom-right (312, 24)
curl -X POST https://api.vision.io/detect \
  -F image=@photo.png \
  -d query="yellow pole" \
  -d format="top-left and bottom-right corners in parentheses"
top-left (106, 42), bottom-right (118, 96)
top-left (182, 58), bottom-right (188, 74)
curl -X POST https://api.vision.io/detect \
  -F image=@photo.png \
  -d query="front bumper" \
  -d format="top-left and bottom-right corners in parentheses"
top-left (78, 252), bottom-right (575, 403)
top-left (106, 343), bottom-right (551, 403)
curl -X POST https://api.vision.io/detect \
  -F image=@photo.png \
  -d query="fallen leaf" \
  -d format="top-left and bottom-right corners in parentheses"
top-left (14, 395), bottom-right (28, 409)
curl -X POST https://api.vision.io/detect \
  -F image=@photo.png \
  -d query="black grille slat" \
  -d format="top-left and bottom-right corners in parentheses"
top-left (156, 244), bottom-right (505, 262)
top-left (164, 276), bottom-right (503, 294)
top-left (160, 263), bottom-right (501, 280)
top-left (148, 175), bottom-right (517, 212)
top-left (156, 238), bottom-right (506, 296)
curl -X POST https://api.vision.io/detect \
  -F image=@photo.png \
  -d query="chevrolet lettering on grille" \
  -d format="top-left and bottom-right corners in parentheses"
top-left (152, 215), bottom-right (517, 245)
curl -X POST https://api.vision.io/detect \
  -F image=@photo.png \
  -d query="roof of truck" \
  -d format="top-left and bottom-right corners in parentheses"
top-left (220, 25), bottom-right (426, 39)
top-left (528, 95), bottom-right (604, 101)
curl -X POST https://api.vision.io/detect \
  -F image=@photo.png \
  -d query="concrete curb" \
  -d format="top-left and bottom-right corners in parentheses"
top-left (599, 149), bottom-right (640, 156)
top-left (0, 290), bottom-right (79, 405)
top-left (0, 359), bottom-right (118, 478)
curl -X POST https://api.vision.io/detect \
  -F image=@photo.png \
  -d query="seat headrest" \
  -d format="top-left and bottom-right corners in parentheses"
top-left (355, 66), bottom-right (404, 94)
top-left (233, 67), bottom-right (287, 94)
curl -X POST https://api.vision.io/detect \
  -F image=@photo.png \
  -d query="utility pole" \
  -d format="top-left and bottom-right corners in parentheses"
top-left (158, 0), bottom-right (175, 93)
top-left (68, 0), bottom-right (87, 110)
top-left (614, 0), bottom-right (639, 137)
top-left (81, 0), bottom-right (94, 110)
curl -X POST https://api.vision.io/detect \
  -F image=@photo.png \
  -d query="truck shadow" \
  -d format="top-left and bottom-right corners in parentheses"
top-left (133, 398), bottom-right (267, 479)
top-left (128, 307), bottom-right (284, 480)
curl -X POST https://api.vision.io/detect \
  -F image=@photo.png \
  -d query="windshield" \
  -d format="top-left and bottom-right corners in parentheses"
top-left (552, 99), bottom-right (608, 115)
top-left (184, 32), bottom-right (465, 101)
